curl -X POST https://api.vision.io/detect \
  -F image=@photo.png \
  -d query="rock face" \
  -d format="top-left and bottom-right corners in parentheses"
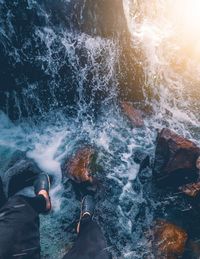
top-left (120, 102), bottom-right (144, 127)
top-left (153, 128), bottom-right (200, 186)
top-left (62, 147), bottom-right (97, 193)
top-left (0, 0), bottom-right (145, 120)
top-left (153, 220), bottom-right (188, 259)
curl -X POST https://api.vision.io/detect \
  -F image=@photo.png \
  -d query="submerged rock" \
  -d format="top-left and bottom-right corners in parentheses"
top-left (62, 147), bottom-right (97, 194)
top-left (179, 182), bottom-right (200, 198)
top-left (120, 102), bottom-right (144, 127)
top-left (153, 219), bottom-right (188, 259)
top-left (153, 128), bottom-right (200, 187)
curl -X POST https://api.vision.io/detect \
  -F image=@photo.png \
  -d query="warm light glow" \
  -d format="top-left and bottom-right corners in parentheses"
top-left (173, 0), bottom-right (200, 34)
top-left (169, 0), bottom-right (200, 58)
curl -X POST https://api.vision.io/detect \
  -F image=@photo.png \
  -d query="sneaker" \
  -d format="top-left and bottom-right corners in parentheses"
top-left (34, 173), bottom-right (51, 212)
top-left (77, 195), bottom-right (95, 233)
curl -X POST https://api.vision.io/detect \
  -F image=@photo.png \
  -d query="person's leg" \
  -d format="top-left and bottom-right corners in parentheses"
top-left (63, 195), bottom-right (111, 259)
top-left (21, 194), bottom-right (47, 214)
top-left (0, 173), bottom-right (51, 259)
top-left (0, 195), bottom-right (41, 259)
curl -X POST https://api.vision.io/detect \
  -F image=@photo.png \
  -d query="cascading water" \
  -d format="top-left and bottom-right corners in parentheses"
top-left (0, 0), bottom-right (200, 258)
top-left (123, 0), bottom-right (200, 135)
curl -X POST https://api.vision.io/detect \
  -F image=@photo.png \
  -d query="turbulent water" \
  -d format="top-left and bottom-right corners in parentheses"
top-left (0, 0), bottom-right (200, 258)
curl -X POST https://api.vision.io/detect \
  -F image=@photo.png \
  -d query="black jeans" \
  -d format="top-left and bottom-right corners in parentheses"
top-left (0, 195), bottom-right (46, 259)
top-left (63, 215), bottom-right (111, 259)
top-left (22, 195), bottom-right (47, 214)
top-left (0, 194), bottom-right (111, 259)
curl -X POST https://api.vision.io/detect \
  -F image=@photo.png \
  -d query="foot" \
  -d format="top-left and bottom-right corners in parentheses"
top-left (34, 173), bottom-right (51, 212)
top-left (77, 195), bottom-right (95, 233)
top-left (81, 195), bottom-right (95, 218)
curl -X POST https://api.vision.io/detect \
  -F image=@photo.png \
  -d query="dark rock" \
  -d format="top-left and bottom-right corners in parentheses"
top-left (2, 151), bottom-right (42, 197)
top-left (186, 240), bottom-right (200, 258)
top-left (0, 176), bottom-right (6, 207)
top-left (179, 182), bottom-right (200, 198)
top-left (153, 128), bottom-right (200, 187)
top-left (4, 150), bottom-right (26, 171)
top-left (196, 156), bottom-right (200, 170)
top-left (153, 219), bottom-right (188, 258)
top-left (71, 0), bottom-right (128, 38)
top-left (62, 147), bottom-right (97, 194)
top-left (133, 150), bottom-right (152, 184)
top-left (0, 0), bottom-right (145, 120)
top-left (137, 153), bottom-right (150, 171)
top-left (120, 102), bottom-right (144, 127)
top-left (134, 150), bottom-right (150, 165)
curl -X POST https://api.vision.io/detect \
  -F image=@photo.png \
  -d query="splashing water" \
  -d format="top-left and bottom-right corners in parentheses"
top-left (123, 0), bottom-right (200, 134)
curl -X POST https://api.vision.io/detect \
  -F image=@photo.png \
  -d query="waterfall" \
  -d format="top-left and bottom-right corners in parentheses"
top-left (0, 0), bottom-right (200, 258)
top-left (123, 0), bottom-right (200, 137)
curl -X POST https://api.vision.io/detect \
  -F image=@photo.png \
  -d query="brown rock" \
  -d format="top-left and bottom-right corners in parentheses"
top-left (153, 128), bottom-right (200, 186)
top-left (62, 147), bottom-right (95, 184)
top-left (179, 182), bottom-right (200, 197)
top-left (153, 220), bottom-right (188, 258)
top-left (120, 102), bottom-right (144, 127)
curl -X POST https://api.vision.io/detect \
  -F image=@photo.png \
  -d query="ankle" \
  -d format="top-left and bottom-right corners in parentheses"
top-left (82, 212), bottom-right (92, 219)
top-left (38, 190), bottom-right (51, 211)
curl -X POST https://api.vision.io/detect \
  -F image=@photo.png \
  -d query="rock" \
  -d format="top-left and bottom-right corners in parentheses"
top-left (72, 0), bottom-right (128, 38)
top-left (187, 240), bottom-right (200, 258)
top-left (4, 150), bottom-right (26, 171)
top-left (153, 220), bottom-right (188, 258)
top-left (153, 128), bottom-right (200, 187)
top-left (134, 150), bottom-right (150, 165)
top-left (196, 156), bottom-right (200, 170)
top-left (133, 150), bottom-right (152, 183)
top-left (120, 102), bottom-right (144, 127)
top-left (2, 151), bottom-right (42, 197)
top-left (62, 147), bottom-right (97, 194)
top-left (0, 177), bottom-right (6, 207)
top-left (179, 182), bottom-right (200, 197)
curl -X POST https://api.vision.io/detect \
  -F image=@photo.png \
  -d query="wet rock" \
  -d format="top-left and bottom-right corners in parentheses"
top-left (4, 150), bottom-right (26, 170)
top-left (62, 147), bottom-right (97, 194)
top-left (196, 156), bottom-right (200, 170)
top-left (134, 150), bottom-right (150, 165)
top-left (0, 177), bottom-right (6, 207)
top-left (72, 0), bottom-right (128, 38)
top-left (187, 240), bottom-right (200, 258)
top-left (153, 219), bottom-right (188, 258)
top-left (153, 128), bottom-right (200, 187)
top-left (133, 149), bottom-right (152, 184)
top-left (120, 102), bottom-right (144, 127)
top-left (2, 151), bottom-right (42, 197)
top-left (179, 182), bottom-right (200, 198)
